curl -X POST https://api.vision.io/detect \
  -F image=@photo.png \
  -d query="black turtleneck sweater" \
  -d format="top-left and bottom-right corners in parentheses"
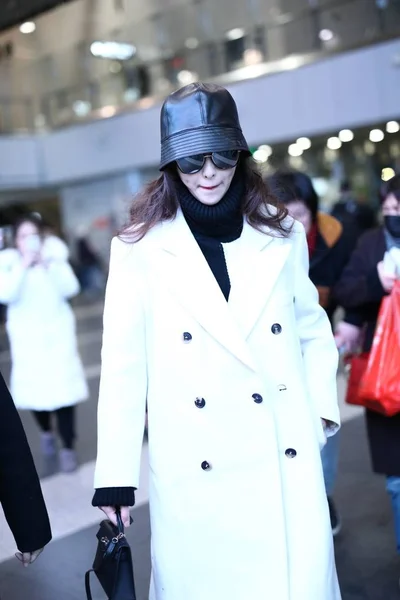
top-left (178, 174), bottom-right (244, 300)
top-left (92, 176), bottom-right (244, 509)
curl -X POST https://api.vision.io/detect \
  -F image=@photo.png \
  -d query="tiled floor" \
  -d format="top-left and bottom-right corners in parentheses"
top-left (0, 301), bottom-right (399, 599)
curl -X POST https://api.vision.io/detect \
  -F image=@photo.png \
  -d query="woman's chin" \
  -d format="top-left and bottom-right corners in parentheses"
top-left (193, 187), bottom-right (225, 205)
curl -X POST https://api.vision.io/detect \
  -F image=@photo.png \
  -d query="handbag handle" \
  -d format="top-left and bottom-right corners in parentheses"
top-left (85, 570), bottom-right (94, 600)
top-left (116, 508), bottom-right (124, 535)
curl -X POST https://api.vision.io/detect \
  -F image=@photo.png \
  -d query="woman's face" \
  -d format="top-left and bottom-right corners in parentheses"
top-left (285, 200), bottom-right (313, 235)
top-left (16, 221), bottom-right (40, 254)
top-left (382, 192), bottom-right (400, 216)
top-left (177, 157), bottom-right (237, 206)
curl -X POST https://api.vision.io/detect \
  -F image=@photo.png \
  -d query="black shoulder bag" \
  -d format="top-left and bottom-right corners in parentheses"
top-left (85, 510), bottom-right (137, 600)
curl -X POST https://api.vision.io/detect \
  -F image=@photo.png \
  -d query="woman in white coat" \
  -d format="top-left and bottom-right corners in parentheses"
top-left (0, 215), bottom-right (88, 473)
top-left (93, 83), bottom-right (342, 600)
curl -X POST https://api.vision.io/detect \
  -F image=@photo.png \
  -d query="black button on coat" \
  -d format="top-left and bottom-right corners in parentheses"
top-left (285, 448), bottom-right (297, 459)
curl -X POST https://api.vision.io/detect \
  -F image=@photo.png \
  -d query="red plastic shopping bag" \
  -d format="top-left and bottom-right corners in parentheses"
top-left (358, 281), bottom-right (400, 416)
top-left (344, 353), bottom-right (369, 407)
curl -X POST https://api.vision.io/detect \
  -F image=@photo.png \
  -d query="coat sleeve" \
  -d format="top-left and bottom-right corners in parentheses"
top-left (333, 231), bottom-right (385, 308)
top-left (0, 261), bottom-right (28, 304)
top-left (293, 224), bottom-right (340, 435)
top-left (45, 260), bottom-right (81, 299)
top-left (94, 237), bottom-right (148, 491)
top-left (0, 372), bottom-right (52, 553)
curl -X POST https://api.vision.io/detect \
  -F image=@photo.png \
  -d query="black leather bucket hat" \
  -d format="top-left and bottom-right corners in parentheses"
top-left (159, 82), bottom-right (250, 170)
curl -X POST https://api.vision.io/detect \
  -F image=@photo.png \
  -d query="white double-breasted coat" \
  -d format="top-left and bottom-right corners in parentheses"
top-left (94, 210), bottom-right (341, 600)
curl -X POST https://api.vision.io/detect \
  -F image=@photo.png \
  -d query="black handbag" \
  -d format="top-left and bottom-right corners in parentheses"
top-left (85, 510), bottom-right (137, 600)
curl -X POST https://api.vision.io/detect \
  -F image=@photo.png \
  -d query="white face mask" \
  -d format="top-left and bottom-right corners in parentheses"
top-left (24, 234), bottom-right (42, 253)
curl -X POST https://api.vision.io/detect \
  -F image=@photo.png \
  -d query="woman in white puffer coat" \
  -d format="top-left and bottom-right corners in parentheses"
top-left (0, 215), bottom-right (88, 473)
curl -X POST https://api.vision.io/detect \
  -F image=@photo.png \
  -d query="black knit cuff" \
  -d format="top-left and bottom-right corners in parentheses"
top-left (92, 487), bottom-right (136, 507)
top-left (343, 309), bottom-right (364, 328)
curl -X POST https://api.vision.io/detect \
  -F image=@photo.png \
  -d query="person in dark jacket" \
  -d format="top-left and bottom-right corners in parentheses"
top-left (334, 174), bottom-right (400, 557)
top-left (269, 170), bottom-right (354, 537)
top-left (75, 232), bottom-right (106, 295)
top-left (269, 171), bottom-right (355, 321)
top-left (331, 180), bottom-right (377, 240)
top-left (0, 370), bottom-right (52, 566)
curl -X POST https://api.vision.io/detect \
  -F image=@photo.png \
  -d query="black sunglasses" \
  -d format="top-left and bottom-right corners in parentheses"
top-left (176, 150), bottom-right (240, 175)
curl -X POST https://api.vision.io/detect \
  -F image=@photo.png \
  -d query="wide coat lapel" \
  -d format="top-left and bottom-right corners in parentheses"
top-left (228, 221), bottom-right (292, 339)
top-left (153, 211), bottom-right (292, 370)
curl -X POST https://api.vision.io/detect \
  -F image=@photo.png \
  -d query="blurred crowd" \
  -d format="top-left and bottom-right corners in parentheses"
top-left (269, 171), bottom-right (400, 541)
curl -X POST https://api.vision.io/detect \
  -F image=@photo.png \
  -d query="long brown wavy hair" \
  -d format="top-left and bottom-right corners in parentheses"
top-left (121, 156), bottom-right (291, 241)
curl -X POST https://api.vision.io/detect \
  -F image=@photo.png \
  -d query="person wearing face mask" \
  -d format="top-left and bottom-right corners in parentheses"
top-left (334, 174), bottom-right (400, 565)
top-left (0, 215), bottom-right (89, 473)
top-left (92, 83), bottom-right (342, 600)
top-left (268, 170), bottom-right (355, 539)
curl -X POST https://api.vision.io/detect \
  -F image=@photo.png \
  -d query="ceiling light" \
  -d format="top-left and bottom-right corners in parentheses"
top-left (319, 29), bottom-right (334, 42)
top-left (253, 146), bottom-right (272, 163)
top-left (99, 106), bottom-right (117, 118)
top-left (243, 48), bottom-right (263, 66)
top-left (90, 41), bottom-right (136, 61)
top-left (124, 88), bottom-right (140, 103)
top-left (369, 129), bottom-right (384, 142)
top-left (225, 28), bottom-right (245, 41)
top-left (338, 129), bottom-right (354, 142)
top-left (327, 137), bottom-right (342, 150)
top-left (73, 100), bottom-right (92, 117)
top-left (20, 22), bottom-right (36, 34)
top-left (258, 144), bottom-right (272, 155)
top-left (296, 137), bottom-right (311, 150)
top-left (185, 37), bottom-right (199, 50)
top-left (177, 70), bottom-right (198, 85)
top-left (253, 149), bottom-right (269, 163)
top-left (288, 144), bottom-right (303, 157)
top-left (386, 121), bottom-right (400, 134)
top-left (381, 167), bottom-right (395, 181)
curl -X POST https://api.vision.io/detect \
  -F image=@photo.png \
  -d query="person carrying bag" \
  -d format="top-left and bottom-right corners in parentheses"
top-left (334, 174), bottom-right (400, 581)
top-left (91, 82), bottom-right (342, 600)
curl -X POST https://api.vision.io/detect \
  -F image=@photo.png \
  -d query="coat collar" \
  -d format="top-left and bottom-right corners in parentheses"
top-left (153, 209), bottom-right (292, 371)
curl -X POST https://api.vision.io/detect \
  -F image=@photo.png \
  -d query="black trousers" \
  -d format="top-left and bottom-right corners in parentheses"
top-left (33, 406), bottom-right (75, 449)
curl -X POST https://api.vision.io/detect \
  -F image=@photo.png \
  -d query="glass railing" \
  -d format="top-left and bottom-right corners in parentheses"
top-left (0, 0), bottom-right (399, 134)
